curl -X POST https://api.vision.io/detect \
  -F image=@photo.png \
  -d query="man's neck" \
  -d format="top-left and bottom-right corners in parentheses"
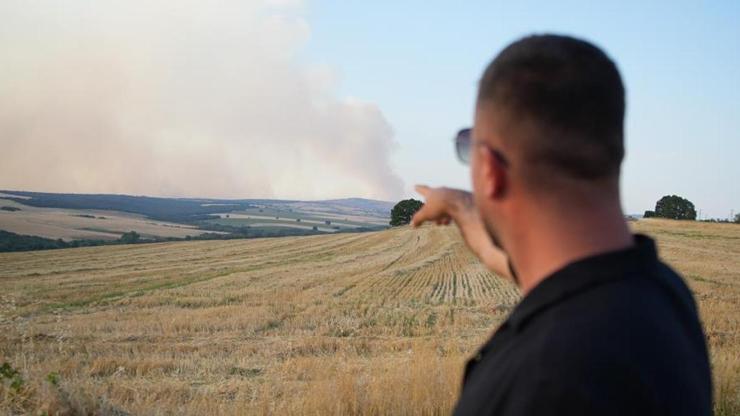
top-left (507, 197), bottom-right (634, 296)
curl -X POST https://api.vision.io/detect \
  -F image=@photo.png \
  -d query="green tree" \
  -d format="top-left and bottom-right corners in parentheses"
top-left (653, 195), bottom-right (696, 220)
top-left (119, 231), bottom-right (141, 244)
top-left (390, 199), bottom-right (423, 226)
top-left (734, 213), bottom-right (740, 224)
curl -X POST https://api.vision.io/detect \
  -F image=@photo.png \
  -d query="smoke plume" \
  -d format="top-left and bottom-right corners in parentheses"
top-left (0, 1), bottom-right (404, 200)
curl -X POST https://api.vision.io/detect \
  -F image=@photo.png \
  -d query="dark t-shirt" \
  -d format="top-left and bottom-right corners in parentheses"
top-left (453, 235), bottom-right (712, 415)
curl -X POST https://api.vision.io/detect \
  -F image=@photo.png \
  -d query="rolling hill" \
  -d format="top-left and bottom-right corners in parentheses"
top-left (0, 191), bottom-right (394, 248)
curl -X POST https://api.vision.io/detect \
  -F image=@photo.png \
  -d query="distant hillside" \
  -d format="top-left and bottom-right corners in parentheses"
top-left (319, 198), bottom-right (394, 214)
top-left (0, 190), bottom-right (253, 222)
top-left (0, 190), bottom-right (392, 221)
top-left (0, 190), bottom-right (393, 250)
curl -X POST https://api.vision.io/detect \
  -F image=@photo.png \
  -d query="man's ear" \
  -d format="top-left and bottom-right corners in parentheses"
top-left (478, 146), bottom-right (507, 200)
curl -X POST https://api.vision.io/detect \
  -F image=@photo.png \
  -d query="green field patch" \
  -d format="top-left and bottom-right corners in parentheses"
top-left (206, 218), bottom-right (337, 232)
top-left (226, 208), bottom-right (385, 228)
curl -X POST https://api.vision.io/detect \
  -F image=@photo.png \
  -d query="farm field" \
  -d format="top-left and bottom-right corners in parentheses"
top-left (0, 198), bottom-right (206, 241)
top-left (0, 192), bottom-right (391, 245)
top-left (206, 206), bottom-right (390, 233)
top-left (0, 219), bottom-right (737, 415)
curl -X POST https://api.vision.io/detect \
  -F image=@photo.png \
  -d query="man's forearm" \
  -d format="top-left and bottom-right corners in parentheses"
top-left (448, 200), bottom-right (512, 279)
top-left (412, 186), bottom-right (512, 281)
top-left (477, 243), bottom-right (512, 279)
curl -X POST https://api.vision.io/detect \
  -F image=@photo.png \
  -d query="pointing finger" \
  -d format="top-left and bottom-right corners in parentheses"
top-left (411, 206), bottom-right (430, 227)
top-left (414, 185), bottom-right (430, 198)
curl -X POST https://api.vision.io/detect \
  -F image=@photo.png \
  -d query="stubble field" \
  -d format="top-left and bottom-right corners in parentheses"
top-left (0, 219), bottom-right (737, 415)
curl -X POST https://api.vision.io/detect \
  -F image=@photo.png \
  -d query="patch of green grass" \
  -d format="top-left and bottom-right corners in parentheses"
top-left (687, 274), bottom-right (727, 286)
top-left (0, 362), bottom-right (24, 392)
top-left (229, 367), bottom-right (262, 378)
top-left (256, 319), bottom-right (283, 333)
top-left (655, 230), bottom-right (740, 241)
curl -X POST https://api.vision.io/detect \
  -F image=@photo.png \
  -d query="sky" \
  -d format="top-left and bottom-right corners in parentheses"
top-left (1, 1), bottom-right (738, 218)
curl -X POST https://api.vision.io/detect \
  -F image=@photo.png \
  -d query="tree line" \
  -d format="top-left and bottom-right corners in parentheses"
top-left (389, 195), bottom-right (738, 225)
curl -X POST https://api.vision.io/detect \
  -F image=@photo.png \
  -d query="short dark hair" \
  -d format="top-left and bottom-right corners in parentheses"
top-left (478, 34), bottom-right (625, 180)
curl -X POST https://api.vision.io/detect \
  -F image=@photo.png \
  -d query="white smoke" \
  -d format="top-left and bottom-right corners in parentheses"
top-left (0, 0), bottom-right (404, 200)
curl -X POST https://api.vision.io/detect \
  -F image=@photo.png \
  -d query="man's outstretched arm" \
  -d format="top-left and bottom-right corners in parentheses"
top-left (411, 185), bottom-right (512, 280)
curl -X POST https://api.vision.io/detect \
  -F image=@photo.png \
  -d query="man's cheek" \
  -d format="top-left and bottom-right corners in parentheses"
top-left (470, 162), bottom-right (483, 199)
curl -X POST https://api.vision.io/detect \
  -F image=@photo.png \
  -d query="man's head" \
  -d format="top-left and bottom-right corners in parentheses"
top-left (470, 34), bottom-right (625, 249)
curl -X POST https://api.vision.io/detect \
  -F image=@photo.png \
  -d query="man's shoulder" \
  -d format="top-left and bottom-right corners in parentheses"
top-left (537, 259), bottom-right (697, 332)
top-left (455, 253), bottom-right (712, 416)
top-left (516, 263), bottom-right (711, 410)
top-left (526, 262), bottom-right (703, 359)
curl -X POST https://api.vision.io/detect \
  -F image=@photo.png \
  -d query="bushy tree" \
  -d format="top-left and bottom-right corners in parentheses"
top-left (734, 213), bottom-right (740, 224)
top-left (119, 231), bottom-right (141, 244)
top-left (390, 199), bottom-right (423, 226)
top-left (653, 195), bottom-right (696, 220)
top-left (643, 210), bottom-right (656, 218)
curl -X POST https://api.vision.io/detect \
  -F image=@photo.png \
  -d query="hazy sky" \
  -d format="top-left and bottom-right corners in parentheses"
top-left (0, 0), bottom-right (404, 200)
top-left (1, 1), bottom-right (738, 218)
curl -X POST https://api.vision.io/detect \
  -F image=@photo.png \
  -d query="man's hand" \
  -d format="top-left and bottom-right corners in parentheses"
top-left (412, 185), bottom-right (512, 280)
top-left (411, 186), bottom-right (470, 227)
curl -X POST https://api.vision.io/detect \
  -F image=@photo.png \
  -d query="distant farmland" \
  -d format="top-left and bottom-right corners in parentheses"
top-left (0, 191), bottom-right (392, 246)
top-left (0, 220), bottom-right (737, 415)
top-left (0, 197), bottom-right (206, 241)
top-left (207, 207), bottom-right (389, 233)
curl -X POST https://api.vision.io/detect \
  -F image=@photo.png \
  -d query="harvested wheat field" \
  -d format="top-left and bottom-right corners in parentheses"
top-left (0, 219), bottom-right (737, 415)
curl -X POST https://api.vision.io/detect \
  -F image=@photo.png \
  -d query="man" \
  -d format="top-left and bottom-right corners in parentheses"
top-left (411, 35), bottom-right (712, 415)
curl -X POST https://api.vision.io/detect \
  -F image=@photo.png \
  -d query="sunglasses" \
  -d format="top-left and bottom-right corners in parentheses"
top-left (454, 128), bottom-right (510, 167)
